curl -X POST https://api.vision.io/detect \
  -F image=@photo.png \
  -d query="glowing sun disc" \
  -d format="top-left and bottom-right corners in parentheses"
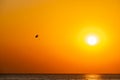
top-left (86, 35), bottom-right (98, 45)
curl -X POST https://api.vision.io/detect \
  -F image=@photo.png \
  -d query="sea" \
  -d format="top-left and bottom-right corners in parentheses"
top-left (0, 74), bottom-right (120, 80)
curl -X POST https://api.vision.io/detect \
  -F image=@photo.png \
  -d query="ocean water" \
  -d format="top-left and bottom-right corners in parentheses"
top-left (0, 74), bottom-right (120, 80)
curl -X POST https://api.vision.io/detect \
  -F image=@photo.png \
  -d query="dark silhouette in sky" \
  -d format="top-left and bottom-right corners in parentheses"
top-left (35, 34), bottom-right (39, 38)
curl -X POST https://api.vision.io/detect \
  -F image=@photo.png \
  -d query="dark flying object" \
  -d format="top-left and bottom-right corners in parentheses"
top-left (35, 34), bottom-right (39, 38)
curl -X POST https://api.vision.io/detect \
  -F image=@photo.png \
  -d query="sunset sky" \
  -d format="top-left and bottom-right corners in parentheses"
top-left (0, 0), bottom-right (120, 73)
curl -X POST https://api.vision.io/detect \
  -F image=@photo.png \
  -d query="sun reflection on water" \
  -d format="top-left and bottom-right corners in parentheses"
top-left (84, 74), bottom-right (101, 80)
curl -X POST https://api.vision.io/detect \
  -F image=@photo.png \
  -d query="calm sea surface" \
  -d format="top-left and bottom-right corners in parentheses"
top-left (0, 74), bottom-right (120, 80)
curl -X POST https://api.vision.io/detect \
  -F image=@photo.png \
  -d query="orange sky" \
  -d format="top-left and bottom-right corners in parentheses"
top-left (0, 0), bottom-right (120, 73)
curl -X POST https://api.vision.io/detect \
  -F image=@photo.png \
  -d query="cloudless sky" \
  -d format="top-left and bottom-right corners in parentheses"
top-left (0, 0), bottom-right (120, 73)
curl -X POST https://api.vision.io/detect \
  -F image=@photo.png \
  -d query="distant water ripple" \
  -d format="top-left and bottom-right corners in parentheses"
top-left (0, 74), bottom-right (120, 80)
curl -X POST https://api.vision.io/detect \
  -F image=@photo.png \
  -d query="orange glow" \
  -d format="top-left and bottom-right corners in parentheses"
top-left (85, 74), bottom-right (101, 80)
top-left (0, 0), bottom-right (120, 73)
top-left (76, 27), bottom-right (108, 52)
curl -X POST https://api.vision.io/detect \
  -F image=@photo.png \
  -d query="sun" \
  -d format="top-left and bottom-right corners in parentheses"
top-left (86, 35), bottom-right (98, 46)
